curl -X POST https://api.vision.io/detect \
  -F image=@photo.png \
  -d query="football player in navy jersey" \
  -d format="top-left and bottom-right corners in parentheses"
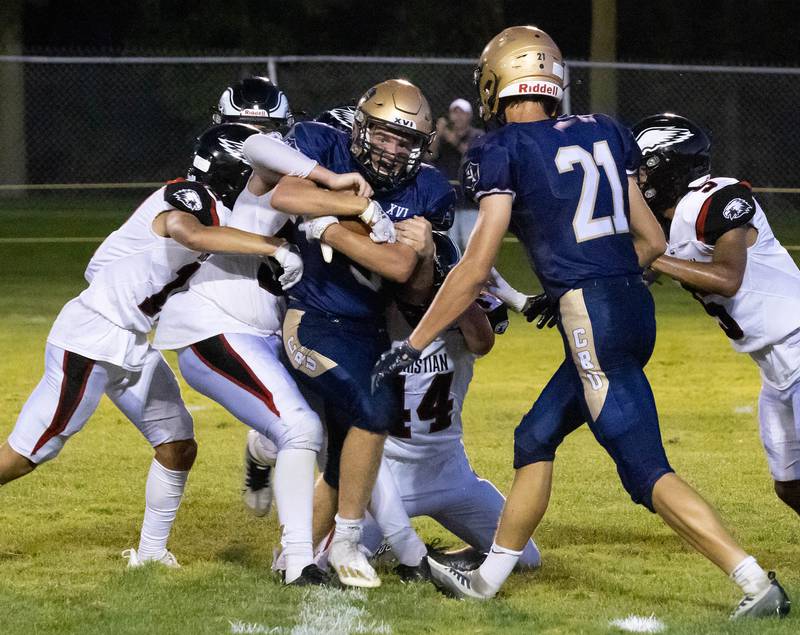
top-left (372, 27), bottom-right (789, 618)
top-left (269, 79), bottom-right (455, 587)
top-left (634, 114), bottom-right (800, 524)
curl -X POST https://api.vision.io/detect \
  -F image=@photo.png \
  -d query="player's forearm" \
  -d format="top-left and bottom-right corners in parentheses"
top-left (271, 177), bottom-right (368, 218)
top-left (633, 234), bottom-right (666, 268)
top-left (322, 225), bottom-right (417, 282)
top-left (177, 225), bottom-right (284, 256)
top-left (456, 302), bottom-right (495, 356)
top-left (408, 260), bottom-right (487, 350)
top-left (651, 255), bottom-right (742, 297)
top-left (397, 254), bottom-right (434, 305)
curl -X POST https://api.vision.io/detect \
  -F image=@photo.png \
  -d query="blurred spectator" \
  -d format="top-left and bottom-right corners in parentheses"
top-left (429, 98), bottom-right (482, 251)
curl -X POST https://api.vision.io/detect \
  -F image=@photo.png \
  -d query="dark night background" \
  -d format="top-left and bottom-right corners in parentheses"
top-left (7, 0), bottom-right (800, 64)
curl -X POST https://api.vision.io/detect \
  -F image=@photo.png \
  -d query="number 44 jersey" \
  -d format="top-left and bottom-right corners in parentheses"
top-left (383, 306), bottom-right (476, 462)
top-left (667, 176), bottom-right (800, 388)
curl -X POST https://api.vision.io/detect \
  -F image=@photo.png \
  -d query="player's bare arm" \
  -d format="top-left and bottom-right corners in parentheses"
top-left (407, 193), bottom-right (512, 351)
top-left (319, 223), bottom-right (418, 283)
top-left (627, 176), bottom-right (668, 268)
top-left (651, 226), bottom-right (749, 297)
top-left (155, 210), bottom-right (286, 256)
top-left (271, 175), bottom-right (372, 218)
top-left (395, 216), bottom-right (435, 305)
top-left (456, 302), bottom-right (495, 356)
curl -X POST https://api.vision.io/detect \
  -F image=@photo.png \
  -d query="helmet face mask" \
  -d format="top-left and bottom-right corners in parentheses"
top-left (350, 79), bottom-right (434, 190)
top-left (187, 123), bottom-right (261, 209)
top-left (213, 76), bottom-right (294, 134)
top-left (632, 113), bottom-right (712, 217)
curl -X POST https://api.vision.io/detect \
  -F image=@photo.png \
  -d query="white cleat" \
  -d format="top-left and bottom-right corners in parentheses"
top-left (426, 556), bottom-right (496, 600)
top-left (730, 571), bottom-right (791, 620)
top-left (243, 431), bottom-right (275, 517)
top-left (122, 547), bottom-right (181, 569)
top-left (328, 538), bottom-right (381, 588)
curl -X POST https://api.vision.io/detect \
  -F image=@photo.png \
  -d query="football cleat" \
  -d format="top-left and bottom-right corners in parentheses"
top-left (242, 435), bottom-right (275, 517)
top-left (427, 545), bottom-right (487, 572)
top-left (395, 557), bottom-right (431, 582)
top-left (122, 547), bottom-right (180, 569)
top-left (328, 538), bottom-right (381, 588)
top-left (286, 564), bottom-right (331, 587)
top-left (730, 572), bottom-right (791, 620)
top-left (426, 556), bottom-right (496, 600)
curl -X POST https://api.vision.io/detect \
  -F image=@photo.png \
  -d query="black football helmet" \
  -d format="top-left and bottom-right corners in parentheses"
top-left (631, 113), bottom-right (711, 216)
top-left (213, 76), bottom-right (294, 133)
top-left (314, 105), bottom-right (357, 133)
top-left (187, 123), bottom-right (261, 209)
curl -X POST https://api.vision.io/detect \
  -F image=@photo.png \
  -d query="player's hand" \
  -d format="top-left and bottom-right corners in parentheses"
top-left (521, 294), bottom-right (558, 329)
top-left (299, 215), bottom-right (338, 263)
top-left (642, 267), bottom-right (662, 287)
top-left (371, 340), bottom-right (422, 394)
top-left (359, 200), bottom-right (396, 244)
top-left (326, 172), bottom-right (374, 198)
top-left (395, 216), bottom-right (433, 258)
top-left (272, 243), bottom-right (303, 290)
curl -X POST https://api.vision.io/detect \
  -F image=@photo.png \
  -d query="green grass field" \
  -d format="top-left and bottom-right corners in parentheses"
top-left (1, 201), bottom-right (799, 634)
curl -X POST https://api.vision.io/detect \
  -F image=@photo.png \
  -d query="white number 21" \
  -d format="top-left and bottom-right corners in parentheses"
top-left (555, 141), bottom-right (629, 243)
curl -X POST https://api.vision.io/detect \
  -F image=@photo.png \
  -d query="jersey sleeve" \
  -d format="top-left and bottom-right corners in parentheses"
top-left (602, 115), bottom-right (641, 176)
top-left (284, 121), bottom-right (334, 164)
top-left (423, 169), bottom-right (456, 230)
top-left (460, 139), bottom-right (515, 204)
top-left (695, 181), bottom-right (756, 245)
top-left (163, 180), bottom-right (220, 227)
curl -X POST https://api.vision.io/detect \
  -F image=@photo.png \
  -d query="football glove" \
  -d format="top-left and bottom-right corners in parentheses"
top-left (300, 215), bottom-right (338, 263)
top-left (521, 294), bottom-right (558, 329)
top-left (272, 243), bottom-right (303, 290)
top-left (371, 340), bottom-right (421, 394)
top-left (359, 200), bottom-right (396, 244)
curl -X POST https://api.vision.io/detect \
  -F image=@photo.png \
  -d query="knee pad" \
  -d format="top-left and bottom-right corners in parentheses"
top-left (276, 410), bottom-right (324, 453)
top-left (774, 479), bottom-right (800, 513)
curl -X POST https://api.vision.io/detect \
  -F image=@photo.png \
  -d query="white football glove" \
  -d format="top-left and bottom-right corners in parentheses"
top-left (359, 200), bottom-right (396, 244)
top-left (299, 215), bottom-right (338, 263)
top-left (272, 243), bottom-right (304, 290)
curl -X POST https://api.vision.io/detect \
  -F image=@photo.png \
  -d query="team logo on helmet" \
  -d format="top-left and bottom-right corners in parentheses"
top-left (217, 138), bottom-right (248, 162)
top-left (635, 126), bottom-right (695, 154)
top-left (723, 198), bottom-right (753, 221)
top-left (172, 188), bottom-right (203, 211)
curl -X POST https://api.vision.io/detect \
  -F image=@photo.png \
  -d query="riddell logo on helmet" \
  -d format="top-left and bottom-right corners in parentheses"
top-left (518, 82), bottom-right (559, 96)
top-left (242, 108), bottom-right (268, 116)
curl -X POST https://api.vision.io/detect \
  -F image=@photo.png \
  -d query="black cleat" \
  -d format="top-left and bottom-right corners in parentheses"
top-left (395, 557), bottom-right (431, 582)
top-left (242, 440), bottom-right (274, 517)
top-left (730, 571), bottom-right (791, 620)
top-left (287, 564), bottom-right (331, 587)
top-left (427, 545), bottom-right (487, 572)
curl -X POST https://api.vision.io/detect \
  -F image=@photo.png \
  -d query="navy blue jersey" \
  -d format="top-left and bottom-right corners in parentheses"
top-left (285, 121), bottom-right (456, 319)
top-left (462, 114), bottom-right (642, 298)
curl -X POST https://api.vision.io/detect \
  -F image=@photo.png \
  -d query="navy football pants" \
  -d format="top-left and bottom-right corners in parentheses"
top-left (514, 276), bottom-right (674, 511)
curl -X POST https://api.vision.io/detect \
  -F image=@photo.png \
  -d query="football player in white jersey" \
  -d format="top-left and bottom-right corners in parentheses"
top-left (359, 235), bottom-right (541, 573)
top-left (634, 113), bottom-right (800, 522)
top-left (0, 123), bottom-right (301, 568)
top-left (155, 79), bottom-right (383, 585)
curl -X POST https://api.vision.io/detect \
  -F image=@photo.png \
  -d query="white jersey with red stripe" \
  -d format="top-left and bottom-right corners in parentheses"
top-left (153, 183), bottom-right (292, 350)
top-left (383, 306), bottom-right (476, 462)
top-left (668, 175), bottom-right (800, 387)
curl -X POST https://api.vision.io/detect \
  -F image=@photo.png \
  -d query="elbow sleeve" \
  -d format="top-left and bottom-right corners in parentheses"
top-left (243, 133), bottom-right (318, 178)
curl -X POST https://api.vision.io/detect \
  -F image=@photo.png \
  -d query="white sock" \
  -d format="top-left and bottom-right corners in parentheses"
top-left (478, 542), bottom-right (522, 591)
top-left (137, 459), bottom-right (188, 560)
top-left (385, 527), bottom-right (427, 567)
top-left (730, 555), bottom-right (770, 595)
top-left (273, 448), bottom-right (316, 583)
top-left (249, 432), bottom-right (278, 466)
top-left (333, 514), bottom-right (363, 544)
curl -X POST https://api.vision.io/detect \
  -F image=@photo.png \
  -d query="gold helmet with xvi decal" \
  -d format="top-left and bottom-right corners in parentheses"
top-left (474, 26), bottom-right (565, 123)
top-left (351, 79), bottom-right (434, 189)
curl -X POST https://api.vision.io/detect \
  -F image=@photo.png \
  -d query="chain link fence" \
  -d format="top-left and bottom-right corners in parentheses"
top-left (1, 55), bottom-right (799, 237)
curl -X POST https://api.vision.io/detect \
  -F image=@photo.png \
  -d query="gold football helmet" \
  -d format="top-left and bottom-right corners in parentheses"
top-left (474, 26), bottom-right (564, 123)
top-left (351, 79), bottom-right (434, 188)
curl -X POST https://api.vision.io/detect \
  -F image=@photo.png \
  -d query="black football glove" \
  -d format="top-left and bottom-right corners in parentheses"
top-left (371, 340), bottom-right (421, 394)
top-left (521, 293), bottom-right (558, 329)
